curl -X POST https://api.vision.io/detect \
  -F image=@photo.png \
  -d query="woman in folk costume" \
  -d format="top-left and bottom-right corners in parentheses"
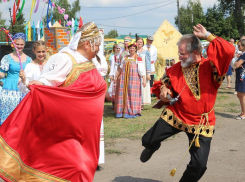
top-left (114, 43), bottom-right (146, 118)
top-left (0, 22), bottom-right (106, 182)
top-left (92, 54), bottom-right (108, 166)
top-left (136, 37), bottom-right (151, 108)
top-left (18, 40), bottom-right (48, 94)
top-left (0, 33), bottom-right (32, 125)
top-left (108, 43), bottom-right (123, 108)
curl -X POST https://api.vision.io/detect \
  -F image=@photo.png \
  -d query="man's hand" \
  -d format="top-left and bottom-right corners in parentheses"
top-left (27, 80), bottom-right (44, 89)
top-left (193, 24), bottom-right (207, 39)
top-left (159, 86), bottom-right (172, 102)
top-left (146, 74), bottom-right (151, 81)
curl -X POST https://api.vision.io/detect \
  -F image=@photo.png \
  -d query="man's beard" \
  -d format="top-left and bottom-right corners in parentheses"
top-left (181, 55), bottom-right (194, 68)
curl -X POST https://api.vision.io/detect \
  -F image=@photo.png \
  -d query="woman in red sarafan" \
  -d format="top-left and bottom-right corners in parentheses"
top-left (0, 22), bottom-right (106, 182)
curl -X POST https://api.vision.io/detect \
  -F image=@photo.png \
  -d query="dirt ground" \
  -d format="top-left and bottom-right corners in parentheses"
top-left (93, 79), bottom-right (245, 182)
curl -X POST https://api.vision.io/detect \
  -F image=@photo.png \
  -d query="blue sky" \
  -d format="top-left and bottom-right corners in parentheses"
top-left (1, 0), bottom-right (218, 36)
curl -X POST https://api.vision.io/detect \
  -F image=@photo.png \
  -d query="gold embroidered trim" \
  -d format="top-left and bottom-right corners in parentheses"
top-left (160, 74), bottom-right (171, 87)
top-left (207, 34), bottom-right (217, 42)
top-left (160, 108), bottom-right (214, 137)
top-left (60, 61), bottom-right (95, 88)
top-left (210, 62), bottom-right (226, 84)
top-left (123, 61), bottom-right (131, 116)
top-left (182, 63), bottom-right (201, 100)
top-left (0, 136), bottom-right (70, 182)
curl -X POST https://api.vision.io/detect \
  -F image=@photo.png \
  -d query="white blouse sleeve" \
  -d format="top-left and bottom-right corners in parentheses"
top-left (109, 55), bottom-right (115, 76)
top-left (18, 63), bottom-right (34, 93)
top-left (120, 57), bottom-right (125, 69)
top-left (137, 57), bottom-right (146, 77)
top-left (38, 53), bottom-right (73, 86)
top-left (0, 55), bottom-right (10, 73)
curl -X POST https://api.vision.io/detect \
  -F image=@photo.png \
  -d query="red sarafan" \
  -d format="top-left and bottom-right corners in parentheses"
top-left (0, 61), bottom-right (106, 182)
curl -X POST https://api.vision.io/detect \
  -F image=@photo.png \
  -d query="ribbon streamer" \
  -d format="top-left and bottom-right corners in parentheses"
top-left (46, 0), bottom-right (53, 30)
top-left (34, 0), bottom-right (40, 13)
top-left (12, 0), bottom-right (20, 25)
top-left (16, 0), bottom-right (26, 20)
top-left (24, 0), bottom-right (36, 26)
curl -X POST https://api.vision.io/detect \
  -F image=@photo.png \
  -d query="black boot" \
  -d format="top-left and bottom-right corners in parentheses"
top-left (140, 148), bottom-right (154, 163)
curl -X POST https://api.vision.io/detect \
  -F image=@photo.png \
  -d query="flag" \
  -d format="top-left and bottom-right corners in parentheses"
top-left (74, 18), bottom-right (78, 33)
top-left (36, 20), bottom-right (40, 40)
top-left (28, 22), bottom-right (31, 41)
top-left (25, 25), bottom-right (28, 41)
top-left (79, 17), bottom-right (83, 28)
top-left (32, 21), bottom-right (36, 41)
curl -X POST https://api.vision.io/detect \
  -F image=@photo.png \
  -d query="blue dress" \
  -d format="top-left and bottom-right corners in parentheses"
top-left (0, 54), bottom-right (31, 125)
top-left (235, 52), bottom-right (245, 93)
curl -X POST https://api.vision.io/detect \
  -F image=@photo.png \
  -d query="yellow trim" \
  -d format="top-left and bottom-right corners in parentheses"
top-left (160, 74), bottom-right (171, 87)
top-left (0, 136), bottom-right (70, 182)
top-left (160, 108), bottom-right (214, 137)
top-left (210, 61), bottom-right (226, 84)
top-left (60, 53), bottom-right (95, 88)
top-left (122, 61), bottom-right (130, 117)
top-left (207, 34), bottom-right (217, 42)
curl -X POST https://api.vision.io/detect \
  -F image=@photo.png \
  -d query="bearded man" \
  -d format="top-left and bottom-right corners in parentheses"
top-left (140, 24), bottom-right (235, 182)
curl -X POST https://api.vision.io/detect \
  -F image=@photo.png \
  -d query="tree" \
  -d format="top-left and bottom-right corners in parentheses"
top-left (175, 0), bottom-right (205, 34)
top-left (9, 10), bottom-right (25, 35)
top-left (218, 0), bottom-right (244, 36)
top-left (43, 0), bottom-right (80, 26)
top-left (0, 11), bottom-right (6, 42)
top-left (105, 30), bottom-right (118, 39)
top-left (203, 5), bottom-right (239, 40)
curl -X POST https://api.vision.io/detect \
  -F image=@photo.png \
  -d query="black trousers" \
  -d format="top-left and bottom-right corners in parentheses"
top-left (150, 75), bottom-right (154, 87)
top-left (142, 117), bottom-right (212, 182)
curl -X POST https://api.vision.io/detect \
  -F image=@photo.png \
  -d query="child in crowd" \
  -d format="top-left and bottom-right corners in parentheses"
top-left (19, 40), bottom-right (47, 93)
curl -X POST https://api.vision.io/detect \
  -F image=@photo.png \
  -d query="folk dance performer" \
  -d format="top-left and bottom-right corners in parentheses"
top-left (0, 22), bottom-right (106, 182)
top-left (140, 24), bottom-right (235, 182)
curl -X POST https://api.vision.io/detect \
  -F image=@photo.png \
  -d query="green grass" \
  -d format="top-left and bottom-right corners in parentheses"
top-left (105, 149), bottom-right (122, 155)
top-left (104, 98), bottom-right (160, 140)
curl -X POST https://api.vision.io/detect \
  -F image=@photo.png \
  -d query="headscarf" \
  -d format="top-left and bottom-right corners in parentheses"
top-left (13, 32), bottom-right (26, 42)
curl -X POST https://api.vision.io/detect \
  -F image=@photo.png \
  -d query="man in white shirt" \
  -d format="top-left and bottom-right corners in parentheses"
top-left (143, 35), bottom-right (157, 87)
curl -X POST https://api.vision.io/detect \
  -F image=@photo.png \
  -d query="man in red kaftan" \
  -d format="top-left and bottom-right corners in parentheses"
top-left (140, 24), bottom-right (235, 182)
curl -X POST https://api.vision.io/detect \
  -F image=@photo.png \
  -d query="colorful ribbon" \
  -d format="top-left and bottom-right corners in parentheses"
top-left (16, 0), bottom-right (25, 20)
top-left (24, 0), bottom-right (36, 26)
top-left (34, 0), bottom-right (40, 13)
top-left (46, 0), bottom-right (53, 30)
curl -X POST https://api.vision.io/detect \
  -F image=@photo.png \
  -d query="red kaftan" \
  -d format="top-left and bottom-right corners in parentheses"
top-left (0, 61), bottom-right (106, 182)
top-left (155, 37), bottom-right (235, 137)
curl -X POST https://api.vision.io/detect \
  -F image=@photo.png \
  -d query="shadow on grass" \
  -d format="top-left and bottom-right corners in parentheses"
top-left (104, 103), bottom-right (116, 118)
top-left (218, 91), bottom-right (235, 95)
top-left (215, 111), bottom-right (235, 118)
top-left (112, 176), bottom-right (161, 182)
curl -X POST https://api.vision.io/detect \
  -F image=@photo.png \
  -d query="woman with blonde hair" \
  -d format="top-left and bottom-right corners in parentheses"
top-left (0, 33), bottom-right (31, 124)
top-left (19, 40), bottom-right (48, 93)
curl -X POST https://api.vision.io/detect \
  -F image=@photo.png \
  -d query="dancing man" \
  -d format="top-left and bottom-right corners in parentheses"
top-left (140, 24), bottom-right (235, 182)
